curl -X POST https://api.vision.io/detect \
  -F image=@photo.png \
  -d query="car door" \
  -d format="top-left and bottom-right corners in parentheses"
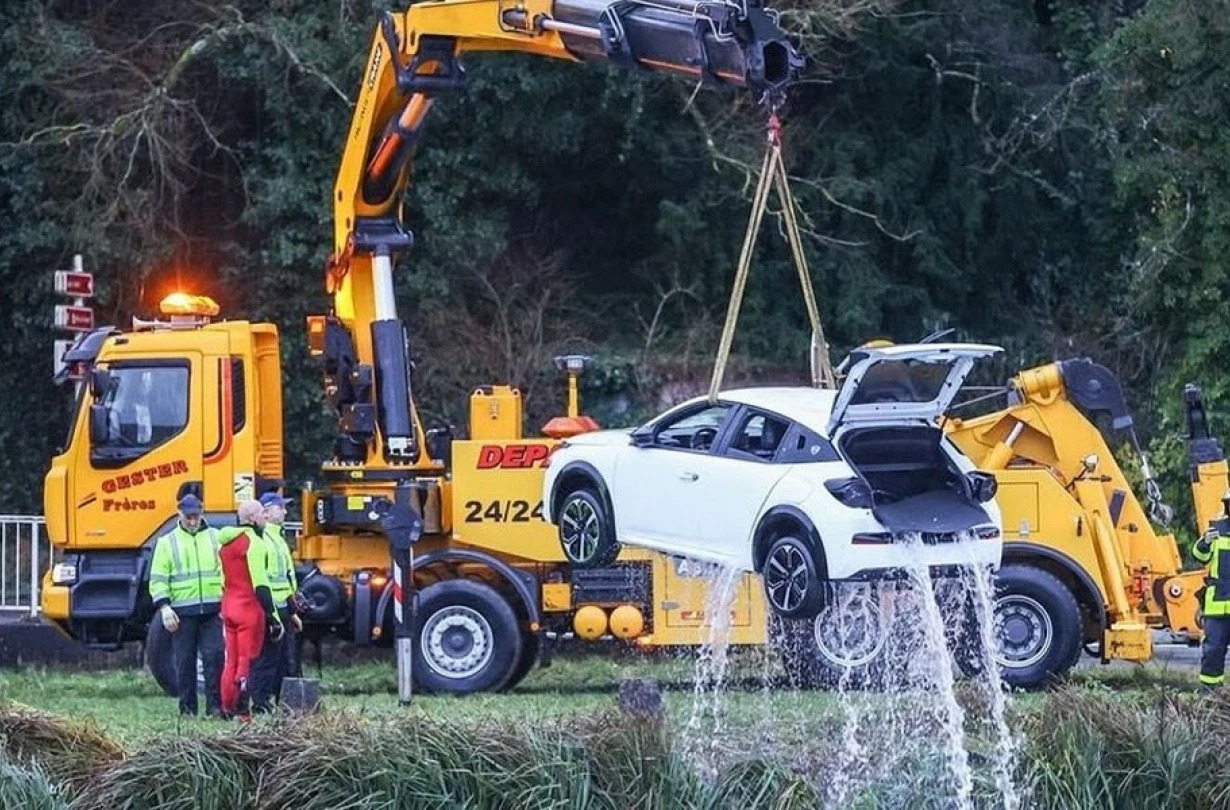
top-left (609, 401), bottom-right (734, 558)
top-left (691, 408), bottom-right (795, 569)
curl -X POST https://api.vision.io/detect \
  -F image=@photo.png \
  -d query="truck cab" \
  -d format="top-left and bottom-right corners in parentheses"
top-left (42, 295), bottom-right (283, 647)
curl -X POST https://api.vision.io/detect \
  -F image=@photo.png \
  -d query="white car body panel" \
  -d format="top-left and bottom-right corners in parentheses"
top-left (543, 341), bottom-right (1005, 583)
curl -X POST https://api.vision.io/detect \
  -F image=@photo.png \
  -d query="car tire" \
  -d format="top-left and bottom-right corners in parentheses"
top-left (556, 488), bottom-right (619, 569)
top-left (991, 565), bottom-right (1083, 689)
top-left (772, 584), bottom-right (891, 690)
top-left (412, 579), bottom-right (523, 694)
top-left (144, 619), bottom-right (206, 697)
top-left (145, 619), bottom-right (178, 697)
top-left (760, 535), bottom-right (826, 620)
top-left (501, 631), bottom-right (541, 692)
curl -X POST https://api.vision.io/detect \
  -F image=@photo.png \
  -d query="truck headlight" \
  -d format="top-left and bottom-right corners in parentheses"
top-left (51, 563), bottom-right (78, 585)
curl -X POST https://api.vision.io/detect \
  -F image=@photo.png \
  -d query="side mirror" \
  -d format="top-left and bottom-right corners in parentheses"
top-left (966, 471), bottom-right (998, 503)
top-left (89, 403), bottom-right (110, 444)
top-left (89, 368), bottom-right (113, 399)
top-left (825, 476), bottom-right (874, 509)
top-left (630, 426), bottom-right (654, 448)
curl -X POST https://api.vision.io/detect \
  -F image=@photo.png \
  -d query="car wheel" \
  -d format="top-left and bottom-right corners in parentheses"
top-left (145, 619), bottom-right (178, 697)
top-left (144, 620), bottom-right (206, 697)
top-left (412, 579), bottom-right (523, 694)
top-left (991, 565), bottom-right (1083, 689)
top-left (773, 583), bottom-right (890, 689)
top-left (761, 535), bottom-right (825, 620)
top-left (557, 488), bottom-right (619, 569)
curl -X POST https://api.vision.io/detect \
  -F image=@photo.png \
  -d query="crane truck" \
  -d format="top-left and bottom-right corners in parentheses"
top-left (41, 0), bottom-right (803, 694)
top-left (41, 1), bottom-right (1222, 694)
top-left (945, 359), bottom-right (1223, 687)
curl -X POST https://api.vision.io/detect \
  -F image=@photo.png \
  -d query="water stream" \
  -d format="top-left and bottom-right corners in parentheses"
top-left (681, 532), bottom-right (1021, 809)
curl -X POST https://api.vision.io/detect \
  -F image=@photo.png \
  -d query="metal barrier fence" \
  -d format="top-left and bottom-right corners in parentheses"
top-left (0, 516), bottom-right (48, 618)
top-left (0, 516), bottom-right (304, 619)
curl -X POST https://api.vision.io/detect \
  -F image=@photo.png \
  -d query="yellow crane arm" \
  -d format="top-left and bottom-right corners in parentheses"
top-left (317, 0), bottom-right (802, 469)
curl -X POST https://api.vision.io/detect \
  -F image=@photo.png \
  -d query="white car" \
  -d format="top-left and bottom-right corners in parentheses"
top-left (542, 343), bottom-right (1005, 620)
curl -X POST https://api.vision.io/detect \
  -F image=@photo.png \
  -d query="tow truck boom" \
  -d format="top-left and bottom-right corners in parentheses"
top-left (320, 0), bottom-right (802, 470)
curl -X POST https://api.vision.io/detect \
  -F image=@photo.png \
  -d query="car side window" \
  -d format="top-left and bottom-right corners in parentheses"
top-left (653, 404), bottom-right (731, 452)
top-left (775, 423), bottom-right (841, 464)
top-left (726, 411), bottom-right (791, 462)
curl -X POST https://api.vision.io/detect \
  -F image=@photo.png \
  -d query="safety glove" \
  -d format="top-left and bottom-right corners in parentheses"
top-left (266, 614), bottom-right (285, 642)
top-left (159, 605), bottom-right (180, 633)
top-left (1198, 528), bottom-right (1220, 555)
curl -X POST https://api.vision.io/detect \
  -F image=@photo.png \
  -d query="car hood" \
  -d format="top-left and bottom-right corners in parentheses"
top-left (559, 428), bottom-right (634, 448)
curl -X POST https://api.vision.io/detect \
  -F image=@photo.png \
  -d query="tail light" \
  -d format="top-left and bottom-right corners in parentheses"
top-left (825, 476), bottom-right (874, 509)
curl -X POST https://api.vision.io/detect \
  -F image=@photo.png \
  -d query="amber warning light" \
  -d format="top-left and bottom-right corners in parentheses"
top-left (159, 292), bottom-right (220, 317)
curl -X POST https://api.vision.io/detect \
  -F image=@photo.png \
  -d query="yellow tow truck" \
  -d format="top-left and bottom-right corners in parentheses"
top-left (42, 0), bottom-right (798, 694)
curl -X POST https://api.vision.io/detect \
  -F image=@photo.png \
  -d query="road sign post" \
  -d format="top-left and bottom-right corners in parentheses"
top-left (52, 254), bottom-right (94, 384)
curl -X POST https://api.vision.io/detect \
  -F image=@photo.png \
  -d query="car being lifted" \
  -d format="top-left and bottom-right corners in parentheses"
top-left (543, 343), bottom-right (1005, 620)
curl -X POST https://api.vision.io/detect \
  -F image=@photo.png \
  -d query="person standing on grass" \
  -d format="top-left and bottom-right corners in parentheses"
top-left (1195, 490), bottom-right (1230, 691)
top-left (249, 491), bottom-right (302, 711)
top-left (147, 493), bottom-right (224, 718)
top-left (218, 499), bottom-right (284, 719)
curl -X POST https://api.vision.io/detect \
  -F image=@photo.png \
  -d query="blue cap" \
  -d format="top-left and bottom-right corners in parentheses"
top-left (259, 492), bottom-right (290, 508)
top-left (177, 494), bottom-right (203, 515)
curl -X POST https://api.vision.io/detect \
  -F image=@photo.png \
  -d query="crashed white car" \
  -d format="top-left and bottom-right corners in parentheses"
top-left (543, 343), bottom-right (1005, 619)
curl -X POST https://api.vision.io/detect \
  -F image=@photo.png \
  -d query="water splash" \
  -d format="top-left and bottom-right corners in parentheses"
top-left (683, 561), bottom-right (741, 778)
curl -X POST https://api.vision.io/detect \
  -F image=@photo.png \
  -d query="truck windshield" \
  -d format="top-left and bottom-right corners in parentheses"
top-left (91, 364), bottom-right (189, 462)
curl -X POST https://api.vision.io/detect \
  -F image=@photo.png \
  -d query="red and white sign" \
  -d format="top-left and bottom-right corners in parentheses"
top-left (54, 305), bottom-right (94, 332)
top-left (54, 270), bottom-right (94, 298)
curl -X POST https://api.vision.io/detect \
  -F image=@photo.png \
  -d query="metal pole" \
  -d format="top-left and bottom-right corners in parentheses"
top-left (379, 498), bottom-right (424, 706)
top-left (394, 546), bottom-right (415, 704)
top-left (29, 519), bottom-right (38, 618)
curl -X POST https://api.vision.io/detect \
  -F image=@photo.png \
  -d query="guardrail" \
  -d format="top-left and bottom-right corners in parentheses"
top-left (0, 516), bottom-right (304, 619)
top-left (0, 516), bottom-right (48, 618)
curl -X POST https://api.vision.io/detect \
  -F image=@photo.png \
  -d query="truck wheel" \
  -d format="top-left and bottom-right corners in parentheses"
top-left (145, 620), bottom-right (178, 697)
top-left (993, 565), bottom-right (1082, 689)
top-left (501, 631), bottom-right (540, 692)
top-left (773, 583), bottom-right (889, 689)
top-left (557, 488), bottom-right (619, 569)
top-left (761, 535), bottom-right (825, 620)
top-left (413, 579), bottom-right (523, 694)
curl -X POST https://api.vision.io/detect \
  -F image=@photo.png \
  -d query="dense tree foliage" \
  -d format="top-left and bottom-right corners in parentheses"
top-left (0, 0), bottom-right (1223, 545)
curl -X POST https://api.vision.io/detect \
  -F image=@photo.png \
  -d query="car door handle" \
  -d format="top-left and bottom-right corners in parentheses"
top-left (679, 472), bottom-right (698, 482)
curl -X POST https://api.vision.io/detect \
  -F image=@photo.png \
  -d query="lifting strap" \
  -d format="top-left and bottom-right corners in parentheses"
top-left (707, 113), bottom-right (835, 404)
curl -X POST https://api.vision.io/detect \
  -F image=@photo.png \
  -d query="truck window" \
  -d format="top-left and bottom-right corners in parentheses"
top-left (92, 364), bottom-right (189, 463)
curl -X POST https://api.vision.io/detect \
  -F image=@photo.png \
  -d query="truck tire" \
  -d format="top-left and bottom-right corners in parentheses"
top-left (145, 620), bottom-right (178, 697)
top-left (772, 582), bottom-right (890, 690)
top-left (501, 631), bottom-right (540, 692)
top-left (413, 579), bottom-right (523, 694)
top-left (993, 565), bottom-right (1083, 689)
top-left (556, 488), bottom-right (619, 569)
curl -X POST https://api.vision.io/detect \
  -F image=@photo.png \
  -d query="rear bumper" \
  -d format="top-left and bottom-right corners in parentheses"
top-left (830, 538), bottom-right (1003, 580)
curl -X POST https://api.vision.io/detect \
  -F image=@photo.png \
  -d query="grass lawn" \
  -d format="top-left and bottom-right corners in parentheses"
top-left (0, 641), bottom-right (1200, 746)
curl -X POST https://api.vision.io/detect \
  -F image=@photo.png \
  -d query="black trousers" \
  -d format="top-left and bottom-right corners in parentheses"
top-left (249, 611), bottom-right (285, 713)
top-left (173, 611), bottom-right (224, 716)
top-left (1201, 614), bottom-right (1230, 686)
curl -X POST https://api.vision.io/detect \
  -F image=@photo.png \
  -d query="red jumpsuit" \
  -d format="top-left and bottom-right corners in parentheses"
top-left (218, 525), bottom-right (275, 716)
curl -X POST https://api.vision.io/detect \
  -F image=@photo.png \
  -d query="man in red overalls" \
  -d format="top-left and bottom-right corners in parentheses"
top-left (218, 499), bottom-right (284, 719)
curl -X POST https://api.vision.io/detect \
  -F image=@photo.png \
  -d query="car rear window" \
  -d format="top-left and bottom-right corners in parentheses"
top-left (849, 359), bottom-right (953, 404)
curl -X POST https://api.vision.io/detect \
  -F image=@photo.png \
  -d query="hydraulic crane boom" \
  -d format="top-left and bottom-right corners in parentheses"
top-left (317, 0), bottom-right (802, 471)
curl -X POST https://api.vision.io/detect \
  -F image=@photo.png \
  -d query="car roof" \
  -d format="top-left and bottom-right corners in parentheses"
top-left (714, 386), bottom-right (838, 433)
